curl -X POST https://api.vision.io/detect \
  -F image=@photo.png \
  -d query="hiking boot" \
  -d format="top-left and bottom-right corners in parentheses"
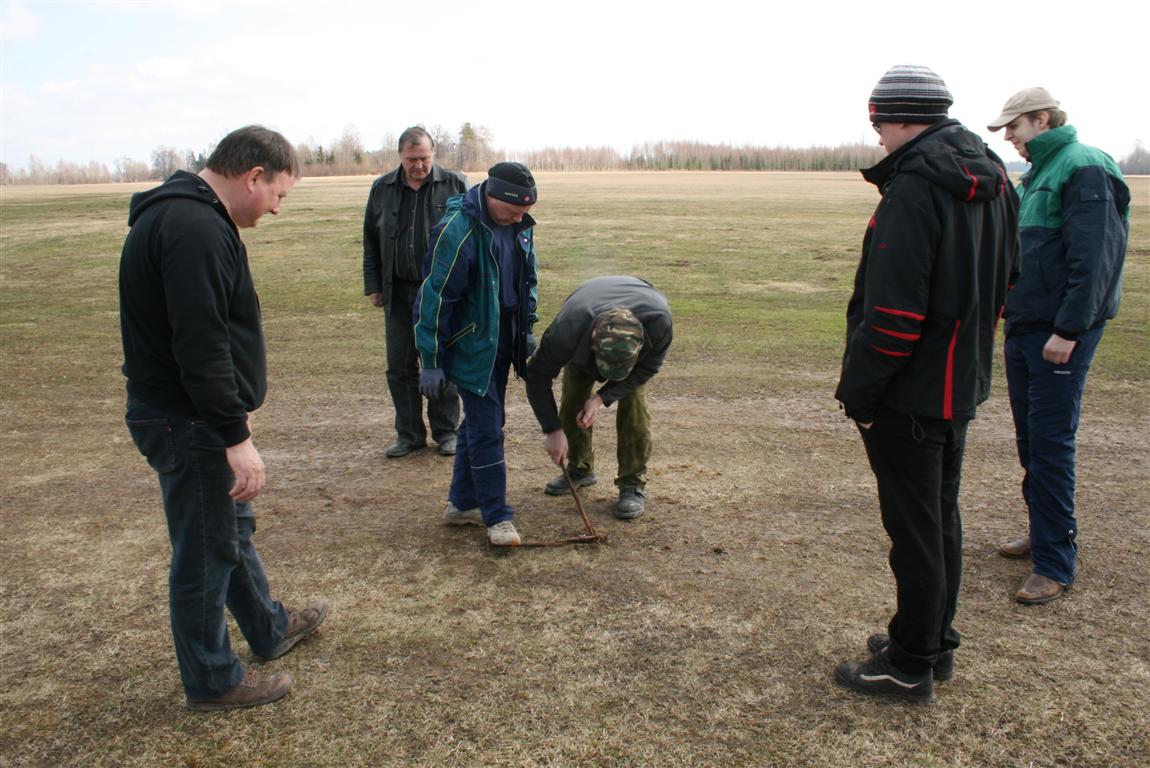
top-left (866, 633), bottom-right (954, 682)
top-left (443, 501), bottom-right (482, 527)
top-left (835, 652), bottom-right (934, 703)
top-left (437, 435), bottom-right (457, 456)
top-left (487, 520), bottom-right (522, 547)
top-left (385, 438), bottom-right (426, 458)
top-left (614, 488), bottom-right (647, 520)
top-left (544, 470), bottom-right (598, 496)
top-left (258, 599), bottom-right (330, 661)
top-left (1015, 573), bottom-right (1066, 605)
top-left (998, 535), bottom-right (1031, 559)
top-left (186, 670), bottom-right (293, 712)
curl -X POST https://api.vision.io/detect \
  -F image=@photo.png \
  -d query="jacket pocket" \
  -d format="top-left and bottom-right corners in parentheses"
top-left (445, 322), bottom-right (478, 349)
top-left (126, 417), bottom-right (177, 474)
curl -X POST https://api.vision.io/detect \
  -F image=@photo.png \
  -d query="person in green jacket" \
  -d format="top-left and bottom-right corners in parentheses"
top-left (988, 88), bottom-right (1130, 605)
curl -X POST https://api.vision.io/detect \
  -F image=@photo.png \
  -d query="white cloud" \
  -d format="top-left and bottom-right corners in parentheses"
top-left (0, 2), bottom-right (39, 41)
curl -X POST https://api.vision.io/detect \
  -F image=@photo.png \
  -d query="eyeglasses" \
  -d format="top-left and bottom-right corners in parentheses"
top-left (872, 123), bottom-right (883, 134)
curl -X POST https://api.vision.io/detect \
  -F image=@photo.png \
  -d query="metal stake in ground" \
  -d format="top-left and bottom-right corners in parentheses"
top-left (515, 461), bottom-right (608, 548)
top-left (562, 460), bottom-right (599, 539)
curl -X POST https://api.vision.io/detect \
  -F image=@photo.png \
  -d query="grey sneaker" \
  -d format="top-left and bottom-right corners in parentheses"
top-left (487, 520), bottom-right (522, 547)
top-left (258, 599), bottom-right (330, 661)
top-left (867, 633), bottom-right (954, 682)
top-left (614, 488), bottom-right (647, 520)
top-left (544, 471), bottom-right (598, 496)
top-left (186, 670), bottom-right (293, 712)
top-left (835, 652), bottom-right (934, 703)
top-left (443, 502), bottom-right (482, 527)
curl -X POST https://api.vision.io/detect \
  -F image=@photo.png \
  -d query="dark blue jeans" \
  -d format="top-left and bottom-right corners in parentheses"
top-left (858, 409), bottom-right (967, 675)
top-left (126, 398), bottom-right (288, 699)
top-left (1004, 326), bottom-right (1104, 585)
top-left (449, 348), bottom-right (514, 527)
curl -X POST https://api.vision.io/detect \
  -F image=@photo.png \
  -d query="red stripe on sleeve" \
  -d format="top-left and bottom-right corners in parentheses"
top-left (869, 344), bottom-right (912, 358)
top-left (874, 326), bottom-right (921, 341)
top-left (875, 306), bottom-right (926, 322)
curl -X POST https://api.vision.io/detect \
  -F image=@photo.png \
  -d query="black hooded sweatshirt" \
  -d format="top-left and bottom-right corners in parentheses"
top-left (835, 120), bottom-right (1020, 424)
top-left (119, 170), bottom-right (266, 446)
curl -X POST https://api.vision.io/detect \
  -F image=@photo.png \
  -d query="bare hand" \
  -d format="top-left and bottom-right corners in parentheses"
top-left (368, 292), bottom-right (384, 308)
top-left (576, 395), bottom-right (604, 429)
top-left (1042, 334), bottom-right (1077, 365)
top-left (226, 437), bottom-right (266, 501)
top-left (857, 421), bottom-right (873, 430)
top-left (544, 430), bottom-right (568, 466)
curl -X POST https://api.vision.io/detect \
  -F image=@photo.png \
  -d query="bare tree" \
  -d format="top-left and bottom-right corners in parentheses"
top-left (150, 146), bottom-right (185, 180)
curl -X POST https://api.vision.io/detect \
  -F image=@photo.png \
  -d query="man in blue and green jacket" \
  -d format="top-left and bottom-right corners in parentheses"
top-left (414, 162), bottom-right (539, 547)
top-left (988, 88), bottom-right (1130, 605)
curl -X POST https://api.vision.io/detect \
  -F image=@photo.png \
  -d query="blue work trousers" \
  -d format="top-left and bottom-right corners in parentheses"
top-left (449, 347), bottom-right (515, 527)
top-left (126, 398), bottom-right (289, 699)
top-left (1004, 326), bottom-right (1103, 585)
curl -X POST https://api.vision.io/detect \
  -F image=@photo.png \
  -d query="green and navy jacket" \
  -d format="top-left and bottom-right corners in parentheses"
top-left (1006, 125), bottom-right (1129, 339)
top-left (413, 183), bottom-right (538, 396)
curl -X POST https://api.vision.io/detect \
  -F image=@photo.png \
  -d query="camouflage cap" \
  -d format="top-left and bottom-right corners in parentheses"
top-left (592, 307), bottom-right (644, 381)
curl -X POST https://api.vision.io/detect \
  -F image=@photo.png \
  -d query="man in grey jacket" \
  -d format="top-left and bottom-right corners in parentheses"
top-left (524, 276), bottom-right (672, 519)
top-left (363, 126), bottom-right (467, 458)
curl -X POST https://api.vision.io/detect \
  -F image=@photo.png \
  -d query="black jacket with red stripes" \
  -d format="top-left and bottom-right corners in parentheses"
top-left (835, 119), bottom-right (1019, 424)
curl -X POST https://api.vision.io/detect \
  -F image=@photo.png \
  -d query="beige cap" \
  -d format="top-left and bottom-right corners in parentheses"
top-left (987, 87), bottom-right (1060, 131)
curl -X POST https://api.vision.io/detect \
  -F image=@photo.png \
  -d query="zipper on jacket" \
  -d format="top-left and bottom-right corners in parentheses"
top-left (445, 322), bottom-right (478, 348)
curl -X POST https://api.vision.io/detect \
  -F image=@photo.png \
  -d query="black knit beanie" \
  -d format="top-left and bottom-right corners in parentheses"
top-left (485, 161), bottom-right (537, 205)
top-left (869, 65), bottom-right (953, 124)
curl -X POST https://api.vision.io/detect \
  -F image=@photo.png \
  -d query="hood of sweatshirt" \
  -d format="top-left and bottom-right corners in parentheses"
top-left (862, 119), bottom-right (1009, 203)
top-left (127, 170), bottom-right (235, 229)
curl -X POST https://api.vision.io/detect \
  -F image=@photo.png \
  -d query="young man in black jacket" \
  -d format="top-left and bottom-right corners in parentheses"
top-left (833, 66), bottom-right (1018, 702)
top-left (120, 126), bottom-right (328, 711)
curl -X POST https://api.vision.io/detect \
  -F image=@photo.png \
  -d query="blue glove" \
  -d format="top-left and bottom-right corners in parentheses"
top-left (420, 368), bottom-right (446, 399)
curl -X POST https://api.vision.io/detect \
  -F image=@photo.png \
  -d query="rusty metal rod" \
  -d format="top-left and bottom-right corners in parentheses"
top-left (562, 460), bottom-right (598, 538)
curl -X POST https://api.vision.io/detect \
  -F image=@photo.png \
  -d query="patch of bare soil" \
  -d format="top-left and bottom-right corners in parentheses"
top-left (2, 375), bottom-right (1147, 767)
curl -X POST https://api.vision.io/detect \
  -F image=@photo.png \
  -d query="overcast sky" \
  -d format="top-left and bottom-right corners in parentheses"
top-left (2, 0), bottom-right (1147, 172)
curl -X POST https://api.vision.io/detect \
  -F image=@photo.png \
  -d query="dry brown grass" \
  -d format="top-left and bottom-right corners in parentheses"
top-left (1, 173), bottom-right (1147, 767)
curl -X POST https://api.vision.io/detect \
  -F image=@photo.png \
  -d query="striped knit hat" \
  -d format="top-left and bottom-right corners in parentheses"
top-left (869, 65), bottom-right (953, 125)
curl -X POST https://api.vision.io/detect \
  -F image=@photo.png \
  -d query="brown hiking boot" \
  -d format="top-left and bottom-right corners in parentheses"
top-left (259, 599), bottom-right (330, 661)
top-left (186, 670), bottom-right (293, 712)
top-left (998, 535), bottom-right (1031, 559)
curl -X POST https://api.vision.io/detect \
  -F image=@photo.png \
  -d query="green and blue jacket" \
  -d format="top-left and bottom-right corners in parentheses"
top-left (413, 183), bottom-right (538, 396)
top-left (1006, 126), bottom-right (1129, 339)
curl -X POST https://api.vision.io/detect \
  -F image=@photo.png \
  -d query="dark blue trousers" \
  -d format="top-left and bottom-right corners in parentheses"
top-left (449, 347), bottom-right (515, 527)
top-left (859, 409), bottom-right (967, 676)
top-left (126, 398), bottom-right (289, 699)
top-left (1004, 326), bottom-right (1104, 585)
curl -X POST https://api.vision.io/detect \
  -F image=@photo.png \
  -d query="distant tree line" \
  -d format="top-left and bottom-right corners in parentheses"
top-left (3, 129), bottom-right (1147, 185)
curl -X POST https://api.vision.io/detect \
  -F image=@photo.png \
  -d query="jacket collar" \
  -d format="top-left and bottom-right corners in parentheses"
top-left (860, 119), bottom-right (960, 189)
top-left (1025, 125), bottom-right (1078, 171)
top-left (381, 163), bottom-right (448, 187)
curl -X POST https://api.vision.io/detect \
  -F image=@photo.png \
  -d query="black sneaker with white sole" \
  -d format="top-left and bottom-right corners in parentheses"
top-left (867, 633), bottom-right (954, 682)
top-left (835, 652), bottom-right (934, 703)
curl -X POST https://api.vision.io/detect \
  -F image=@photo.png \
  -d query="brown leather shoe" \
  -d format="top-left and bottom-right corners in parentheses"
top-left (259, 599), bottom-right (331, 661)
top-left (186, 670), bottom-right (293, 711)
top-left (1015, 573), bottom-right (1066, 605)
top-left (998, 535), bottom-right (1031, 559)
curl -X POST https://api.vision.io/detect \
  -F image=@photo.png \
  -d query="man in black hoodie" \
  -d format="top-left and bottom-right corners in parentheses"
top-left (833, 66), bottom-right (1018, 702)
top-left (120, 126), bottom-right (328, 711)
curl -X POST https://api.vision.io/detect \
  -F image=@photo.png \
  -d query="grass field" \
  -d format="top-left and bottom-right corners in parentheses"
top-left (1, 171), bottom-right (1147, 767)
